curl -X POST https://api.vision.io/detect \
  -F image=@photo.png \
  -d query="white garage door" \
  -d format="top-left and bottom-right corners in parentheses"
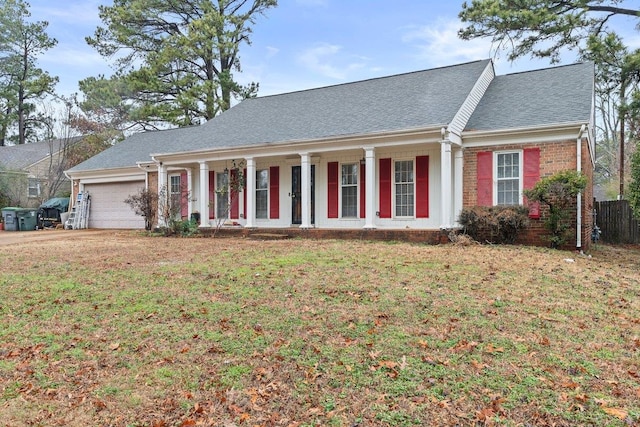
top-left (84, 181), bottom-right (146, 229)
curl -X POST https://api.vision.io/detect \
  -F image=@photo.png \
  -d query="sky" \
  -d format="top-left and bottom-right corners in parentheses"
top-left (26, 0), bottom-right (640, 100)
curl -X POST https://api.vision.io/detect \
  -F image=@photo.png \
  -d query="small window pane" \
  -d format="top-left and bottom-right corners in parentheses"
top-left (169, 175), bottom-right (181, 217)
top-left (341, 164), bottom-right (358, 217)
top-left (28, 178), bottom-right (40, 197)
top-left (496, 153), bottom-right (520, 205)
top-left (256, 169), bottom-right (268, 219)
top-left (216, 172), bottom-right (229, 219)
top-left (395, 160), bottom-right (414, 217)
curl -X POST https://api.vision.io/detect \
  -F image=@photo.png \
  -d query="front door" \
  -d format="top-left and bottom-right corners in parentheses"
top-left (291, 165), bottom-right (315, 225)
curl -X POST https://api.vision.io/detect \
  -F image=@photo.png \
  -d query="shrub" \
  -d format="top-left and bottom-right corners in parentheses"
top-left (524, 170), bottom-right (587, 248)
top-left (458, 205), bottom-right (530, 244)
top-left (124, 188), bottom-right (158, 231)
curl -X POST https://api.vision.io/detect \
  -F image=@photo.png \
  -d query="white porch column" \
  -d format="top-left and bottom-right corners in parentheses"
top-left (245, 157), bottom-right (256, 228)
top-left (440, 140), bottom-right (453, 229)
top-left (186, 168), bottom-right (193, 218)
top-left (198, 161), bottom-right (209, 228)
top-left (300, 152), bottom-right (312, 228)
top-left (453, 147), bottom-right (464, 227)
top-left (364, 146), bottom-right (376, 229)
top-left (157, 162), bottom-right (167, 227)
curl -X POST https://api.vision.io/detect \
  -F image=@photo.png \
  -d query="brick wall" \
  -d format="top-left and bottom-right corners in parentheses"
top-left (148, 172), bottom-right (158, 194)
top-left (463, 138), bottom-right (593, 250)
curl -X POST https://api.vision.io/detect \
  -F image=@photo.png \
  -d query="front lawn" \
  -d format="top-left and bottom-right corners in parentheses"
top-left (0, 232), bottom-right (638, 426)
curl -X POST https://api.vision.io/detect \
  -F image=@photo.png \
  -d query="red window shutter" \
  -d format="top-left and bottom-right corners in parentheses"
top-left (269, 166), bottom-right (279, 219)
top-left (477, 152), bottom-right (493, 206)
top-left (416, 155), bottom-right (429, 218)
top-left (209, 171), bottom-right (215, 219)
top-left (180, 171), bottom-right (188, 219)
top-left (243, 168), bottom-right (247, 220)
top-left (327, 162), bottom-right (339, 218)
top-left (359, 162), bottom-right (366, 219)
top-left (523, 147), bottom-right (541, 219)
top-left (379, 158), bottom-right (392, 218)
top-left (230, 169), bottom-right (239, 219)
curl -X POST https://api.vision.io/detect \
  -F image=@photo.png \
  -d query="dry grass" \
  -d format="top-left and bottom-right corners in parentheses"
top-left (0, 231), bottom-right (638, 426)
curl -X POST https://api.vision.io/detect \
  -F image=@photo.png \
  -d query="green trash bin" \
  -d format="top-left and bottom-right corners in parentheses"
top-left (1, 208), bottom-right (20, 231)
top-left (1, 208), bottom-right (37, 231)
top-left (17, 208), bottom-right (37, 231)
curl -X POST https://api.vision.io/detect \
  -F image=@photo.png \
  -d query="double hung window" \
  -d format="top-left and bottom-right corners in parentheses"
top-left (496, 152), bottom-right (521, 205)
top-left (256, 169), bottom-right (268, 219)
top-left (341, 164), bottom-right (358, 218)
top-left (395, 160), bottom-right (414, 217)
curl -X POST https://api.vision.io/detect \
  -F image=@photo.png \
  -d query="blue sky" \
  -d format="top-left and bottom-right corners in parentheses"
top-left (26, 0), bottom-right (639, 99)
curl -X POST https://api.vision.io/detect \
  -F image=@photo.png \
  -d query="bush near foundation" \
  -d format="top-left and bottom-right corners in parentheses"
top-left (458, 205), bottom-right (530, 244)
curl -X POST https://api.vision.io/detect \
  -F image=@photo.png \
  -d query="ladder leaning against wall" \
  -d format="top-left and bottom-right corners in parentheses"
top-left (66, 191), bottom-right (91, 230)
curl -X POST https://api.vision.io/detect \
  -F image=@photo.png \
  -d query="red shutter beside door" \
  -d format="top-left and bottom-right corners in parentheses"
top-left (379, 158), bottom-right (392, 218)
top-left (416, 156), bottom-right (429, 218)
top-left (230, 169), bottom-right (239, 219)
top-left (209, 171), bottom-right (215, 219)
top-left (180, 171), bottom-right (188, 219)
top-left (523, 147), bottom-right (541, 218)
top-left (269, 166), bottom-right (279, 219)
top-left (477, 152), bottom-right (493, 206)
top-left (327, 162), bottom-right (339, 218)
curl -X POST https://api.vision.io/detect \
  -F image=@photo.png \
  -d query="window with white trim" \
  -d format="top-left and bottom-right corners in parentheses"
top-left (28, 178), bottom-right (40, 198)
top-left (256, 169), bottom-right (268, 219)
top-left (216, 171), bottom-right (229, 219)
top-left (394, 160), bottom-right (414, 217)
top-left (341, 163), bottom-right (358, 218)
top-left (495, 151), bottom-right (522, 205)
top-left (169, 175), bottom-right (181, 218)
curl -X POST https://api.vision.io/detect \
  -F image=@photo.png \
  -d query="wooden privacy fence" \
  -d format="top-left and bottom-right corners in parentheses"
top-left (594, 200), bottom-right (640, 244)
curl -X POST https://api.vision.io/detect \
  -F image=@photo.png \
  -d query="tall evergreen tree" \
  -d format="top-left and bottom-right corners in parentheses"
top-left (84, 0), bottom-right (277, 129)
top-left (459, 0), bottom-right (640, 200)
top-left (458, 1), bottom-right (639, 63)
top-left (0, 0), bottom-right (58, 145)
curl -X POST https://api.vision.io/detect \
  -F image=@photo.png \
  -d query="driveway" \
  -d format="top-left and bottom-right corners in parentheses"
top-left (0, 229), bottom-right (114, 246)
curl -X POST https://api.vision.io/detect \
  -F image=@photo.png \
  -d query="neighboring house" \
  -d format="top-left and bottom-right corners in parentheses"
top-left (0, 137), bottom-right (82, 208)
top-left (66, 59), bottom-right (595, 248)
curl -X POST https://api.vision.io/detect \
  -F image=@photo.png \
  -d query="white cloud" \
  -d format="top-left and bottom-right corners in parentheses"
top-left (399, 18), bottom-right (574, 75)
top-left (297, 43), bottom-right (366, 80)
top-left (401, 19), bottom-right (494, 67)
top-left (266, 46), bottom-right (280, 58)
top-left (30, 1), bottom-right (103, 26)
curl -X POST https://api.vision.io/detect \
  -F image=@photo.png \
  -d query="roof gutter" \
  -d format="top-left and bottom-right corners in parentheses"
top-left (149, 125), bottom-right (446, 161)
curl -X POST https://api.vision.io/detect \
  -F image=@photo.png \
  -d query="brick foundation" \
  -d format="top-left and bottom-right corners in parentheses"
top-left (200, 227), bottom-right (450, 245)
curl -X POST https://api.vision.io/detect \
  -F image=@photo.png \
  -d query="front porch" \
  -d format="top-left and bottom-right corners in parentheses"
top-left (198, 226), bottom-right (451, 245)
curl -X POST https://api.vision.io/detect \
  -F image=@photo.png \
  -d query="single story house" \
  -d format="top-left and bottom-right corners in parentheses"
top-left (0, 137), bottom-right (82, 208)
top-left (66, 59), bottom-right (595, 248)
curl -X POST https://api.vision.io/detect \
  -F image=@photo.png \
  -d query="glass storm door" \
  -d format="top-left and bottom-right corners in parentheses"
top-left (291, 165), bottom-right (315, 225)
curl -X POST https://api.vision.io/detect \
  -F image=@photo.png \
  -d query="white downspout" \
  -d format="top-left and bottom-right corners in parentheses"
top-left (576, 124), bottom-right (586, 249)
top-left (63, 170), bottom-right (75, 211)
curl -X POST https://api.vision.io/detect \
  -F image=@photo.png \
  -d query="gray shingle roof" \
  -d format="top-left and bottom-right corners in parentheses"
top-left (67, 126), bottom-right (194, 172)
top-left (465, 62), bottom-right (593, 131)
top-left (68, 59), bottom-right (594, 174)
top-left (0, 138), bottom-right (81, 171)
top-left (174, 59), bottom-right (492, 153)
top-left (69, 60), bottom-right (490, 173)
